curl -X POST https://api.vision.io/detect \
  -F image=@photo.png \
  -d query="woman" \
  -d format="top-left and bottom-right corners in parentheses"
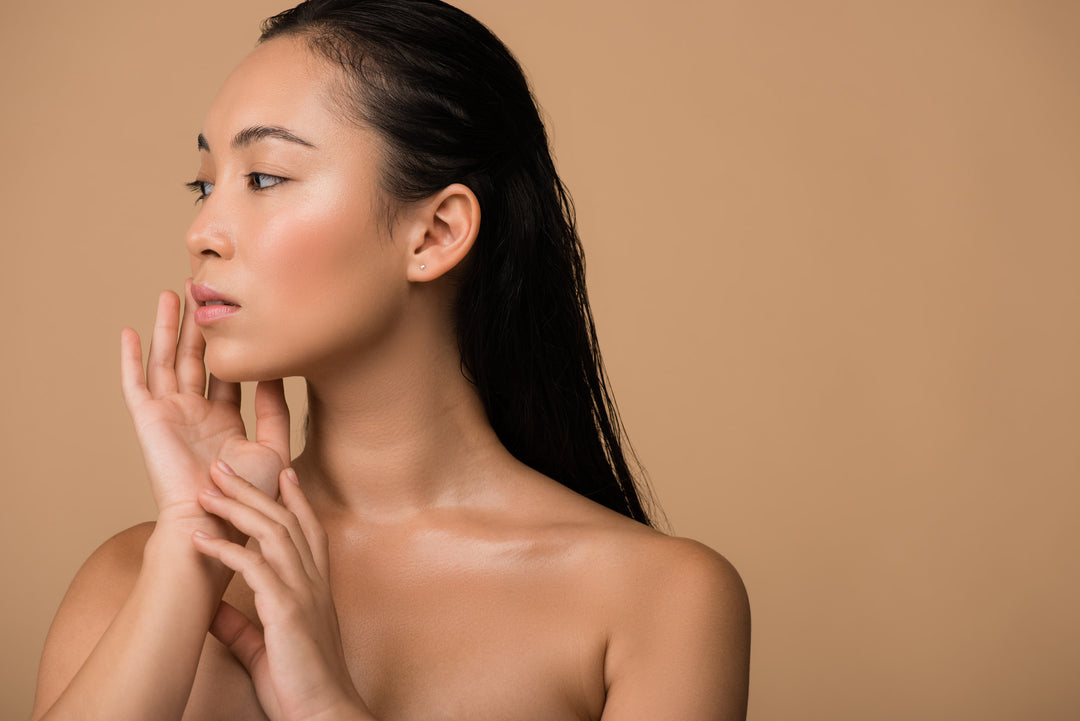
top-left (31, 1), bottom-right (750, 719)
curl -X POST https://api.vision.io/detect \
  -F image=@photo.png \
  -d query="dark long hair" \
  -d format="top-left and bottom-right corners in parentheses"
top-left (261, 0), bottom-right (658, 526)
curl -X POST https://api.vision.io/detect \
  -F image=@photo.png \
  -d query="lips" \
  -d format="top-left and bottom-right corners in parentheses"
top-left (191, 283), bottom-right (239, 307)
top-left (191, 282), bottom-right (241, 326)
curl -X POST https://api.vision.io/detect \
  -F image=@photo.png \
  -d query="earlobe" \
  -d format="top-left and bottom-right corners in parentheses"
top-left (408, 183), bottom-right (480, 282)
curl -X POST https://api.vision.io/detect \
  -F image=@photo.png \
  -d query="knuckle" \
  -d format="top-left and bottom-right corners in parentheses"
top-left (245, 643), bottom-right (267, 671)
top-left (268, 523), bottom-right (292, 544)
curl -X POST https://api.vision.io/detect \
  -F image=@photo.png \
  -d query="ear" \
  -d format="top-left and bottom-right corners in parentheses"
top-left (403, 183), bottom-right (480, 282)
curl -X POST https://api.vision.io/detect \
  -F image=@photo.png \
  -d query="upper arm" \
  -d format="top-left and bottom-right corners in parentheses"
top-left (30, 522), bottom-right (155, 721)
top-left (600, 538), bottom-right (751, 721)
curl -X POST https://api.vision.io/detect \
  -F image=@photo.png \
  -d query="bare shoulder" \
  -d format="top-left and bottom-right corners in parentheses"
top-left (31, 522), bottom-right (156, 719)
top-left (536, 480), bottom-right (743, 603)
top-left (50, 522), bottom-right (155, 617)
top-left (529, 476), bottom-right (749, 621)
top-left (569, 513), bottom-right (751, 720)
top-left (583, 518), bottom-right (749, 632)
top-left (629, 531), bottom-right (747, 614)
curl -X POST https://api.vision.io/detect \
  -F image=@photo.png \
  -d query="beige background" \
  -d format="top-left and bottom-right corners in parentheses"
top-left (2, 1), bottom-right (1078, 719)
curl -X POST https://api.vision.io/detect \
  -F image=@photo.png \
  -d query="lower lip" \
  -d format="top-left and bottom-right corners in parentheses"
top-left (195, 304), bottom-right (241, 326)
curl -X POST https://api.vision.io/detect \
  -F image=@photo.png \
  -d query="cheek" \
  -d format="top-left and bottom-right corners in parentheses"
top-left (259, 210), bottom-right (401, 317)
top-left (253, 182), bottom-right (385, 293)
top-left (224, 208), bottom-right (407, 376)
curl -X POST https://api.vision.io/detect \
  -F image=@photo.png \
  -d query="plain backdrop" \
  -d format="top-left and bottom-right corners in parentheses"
top-left (2, 1), bottom-right (1079, 719)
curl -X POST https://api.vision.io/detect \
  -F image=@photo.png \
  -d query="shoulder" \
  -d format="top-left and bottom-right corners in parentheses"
top-left (594, 525), bottom-right (749, 634)
top-left (632, 533), bottom-right (750, 672)
top-left (54, 522), bottom-right (154, 616)
top-left (634, 533), bottom-right (748, 613)
top-left (584, 523), bottom-right (751, 720)
top-left (72, 521), bottom-right (154, 577)
top-left (31, 522), bottom-right (155, 719)
top-left (531, 476), bottom-right (749, 623)
top-left (546, 487), bottom-right (748, 613)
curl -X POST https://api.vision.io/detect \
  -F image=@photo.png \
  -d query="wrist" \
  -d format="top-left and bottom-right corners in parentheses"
top-left (146, 507), bottom-right (239, 592)
top-left (155, 500), bottom-right (248, 544)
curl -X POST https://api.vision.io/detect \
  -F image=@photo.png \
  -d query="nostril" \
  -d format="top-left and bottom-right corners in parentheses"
top-left (201, 249), bottom-right (222, 257)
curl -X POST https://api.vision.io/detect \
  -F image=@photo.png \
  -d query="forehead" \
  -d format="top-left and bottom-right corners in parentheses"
top-left (201, 35), bottom-right (345, 148)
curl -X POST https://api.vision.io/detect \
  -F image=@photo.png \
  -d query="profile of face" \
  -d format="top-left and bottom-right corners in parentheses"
top-left (187, 36), bottom-right (410, 383)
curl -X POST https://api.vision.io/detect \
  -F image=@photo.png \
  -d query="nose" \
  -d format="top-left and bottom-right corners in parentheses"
top-left (184, 205), bottom-right (236, 261)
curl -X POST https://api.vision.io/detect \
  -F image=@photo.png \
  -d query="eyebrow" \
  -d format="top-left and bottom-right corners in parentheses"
top-left (196, 125), bottom-right (318, 152)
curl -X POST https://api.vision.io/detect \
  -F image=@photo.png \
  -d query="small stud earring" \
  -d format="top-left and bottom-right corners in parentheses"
top-left (419, 264), bottom-right (426, 271)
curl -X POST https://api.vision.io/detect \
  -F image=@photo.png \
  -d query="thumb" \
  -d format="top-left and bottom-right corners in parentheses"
top-left (210, 600), bottom-right (268, 680)
top-left (254, 379), bottom-right (290, 462)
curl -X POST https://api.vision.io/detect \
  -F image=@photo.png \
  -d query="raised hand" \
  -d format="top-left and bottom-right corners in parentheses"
top-left (120, 282), bottom-right (290, 523)
top-left (193, 464), bottom-right (373, 721)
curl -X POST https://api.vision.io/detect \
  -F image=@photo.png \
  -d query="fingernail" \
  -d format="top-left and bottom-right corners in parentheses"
top-left (193, 530), bottom-right (210, 539)
top-left (216, 460), bottom-right (236, 475)
top-left (285, 468), bottom-right (300, 485)
top-left (203, 487), bottom-right (223, 497)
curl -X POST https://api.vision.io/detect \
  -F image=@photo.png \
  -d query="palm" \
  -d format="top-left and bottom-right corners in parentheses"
top-left (122, 289), bottom-right (290, 516)
top-left (132, 395), bottom-right (278, 508)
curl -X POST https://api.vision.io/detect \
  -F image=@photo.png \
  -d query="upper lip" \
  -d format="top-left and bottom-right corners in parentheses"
top-left (191, 282), bottom-right (240, 307)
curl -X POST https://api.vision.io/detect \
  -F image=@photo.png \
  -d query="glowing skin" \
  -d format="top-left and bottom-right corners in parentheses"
top-left (186, 38), bottom-right (408, 384)
top-left (30, 34), bottom-right (750, 721)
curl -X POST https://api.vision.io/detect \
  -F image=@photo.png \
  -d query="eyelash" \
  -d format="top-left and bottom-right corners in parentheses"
top-left (184, 172), bottom-right (287, 204)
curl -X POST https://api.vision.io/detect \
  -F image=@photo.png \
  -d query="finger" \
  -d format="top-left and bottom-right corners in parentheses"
top-left (198, 491), bottom-right (313, 588)
top-left (146, 291), bottom-right (181, 399)
top-left (119, 327), bottom-right (151, 411)
top-left (209, 601), bottom-right (269, 684)
top-left (204, 462), bottom-right (316, 583)
top-left (208, 374), bottom-right (241, 408)
top-left (280, 468), bottom-right (330, 578)
top-left (254, 380), bottom-right (290, 462)
top-left (192, 531), bottom-right (293, 601)
top-left (175, 278), bottom-right (207, 396)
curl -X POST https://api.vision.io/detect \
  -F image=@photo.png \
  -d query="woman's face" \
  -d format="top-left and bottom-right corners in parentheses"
top-left (187, 36), bottom-right (408, 382)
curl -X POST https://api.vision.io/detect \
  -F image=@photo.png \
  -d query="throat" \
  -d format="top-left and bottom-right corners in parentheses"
top-left (293, 375), bottom-right (510, 518)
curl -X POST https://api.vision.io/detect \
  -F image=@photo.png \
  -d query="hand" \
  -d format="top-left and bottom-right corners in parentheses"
top-left (120, 282), bottom-right (290, 524)
top-left (192, 464), bottom-right (372, 721)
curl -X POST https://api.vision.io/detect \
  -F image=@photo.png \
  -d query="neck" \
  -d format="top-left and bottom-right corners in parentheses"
top-left (290, 314), bottom-right (511, 521)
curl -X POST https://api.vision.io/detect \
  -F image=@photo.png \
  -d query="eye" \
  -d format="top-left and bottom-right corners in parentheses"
top-left (247, 172), bottom-right (287, 191)
top-left (185, 179), bottom-right (214, 204)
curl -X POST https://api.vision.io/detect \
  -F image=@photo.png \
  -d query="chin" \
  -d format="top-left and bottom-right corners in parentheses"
top-left (205, 345), bottom-right (288, 384)
top-left (205, 362), bottom-right (264, 384)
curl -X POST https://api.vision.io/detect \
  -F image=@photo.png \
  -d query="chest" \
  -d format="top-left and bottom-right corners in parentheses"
top-left (191, 543), bottom-right (609, 721)
top-left (345, 566), bottom-right (606, 720)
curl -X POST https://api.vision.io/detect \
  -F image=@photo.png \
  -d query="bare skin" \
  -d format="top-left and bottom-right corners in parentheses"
top-left (31, 36), bottom-right (750, 721)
